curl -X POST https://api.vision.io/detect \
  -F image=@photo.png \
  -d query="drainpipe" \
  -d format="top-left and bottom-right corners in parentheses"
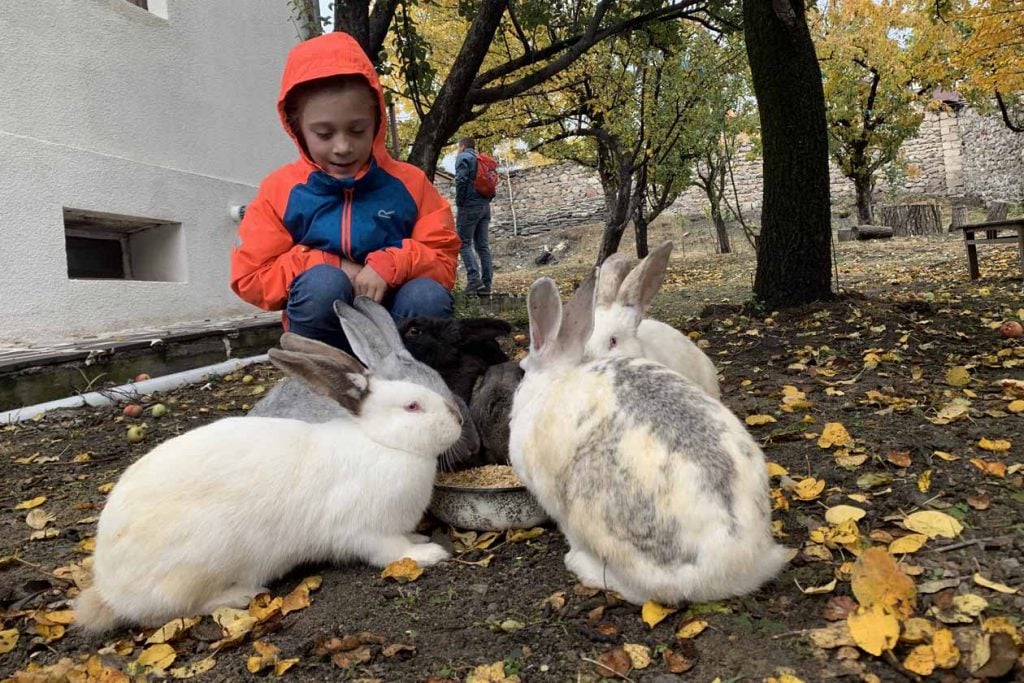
top-left (0, 355), bottom-right (268, 424)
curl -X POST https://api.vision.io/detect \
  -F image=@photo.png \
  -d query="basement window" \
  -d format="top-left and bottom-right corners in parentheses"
top-left (123, 0), bottom-right (168, 19)
top-left (63, 209), bottom-right (187, 282)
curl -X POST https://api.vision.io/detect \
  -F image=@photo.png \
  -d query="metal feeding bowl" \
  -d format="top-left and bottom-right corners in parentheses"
top-left (429, 483), bottom-right (549, 531)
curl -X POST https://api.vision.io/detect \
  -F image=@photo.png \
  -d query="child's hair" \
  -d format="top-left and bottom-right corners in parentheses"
top-left (284, 75), bottom-right (380, 144)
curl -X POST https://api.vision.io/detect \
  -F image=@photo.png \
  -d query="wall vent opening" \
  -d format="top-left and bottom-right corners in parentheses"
top-left (63, 208), bottom-right (187, 282)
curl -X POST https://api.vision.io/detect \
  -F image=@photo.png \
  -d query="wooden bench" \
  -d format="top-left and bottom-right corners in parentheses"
top-left (960, 217), bottom-right (1024, 280)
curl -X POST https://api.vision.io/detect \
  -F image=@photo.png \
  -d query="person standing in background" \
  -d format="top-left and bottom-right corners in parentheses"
top-left (454, 137), bottom-right (497, 297)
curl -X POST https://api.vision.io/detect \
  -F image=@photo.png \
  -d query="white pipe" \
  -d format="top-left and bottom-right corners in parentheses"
top-left (0, 354), bottom-right (268, 424)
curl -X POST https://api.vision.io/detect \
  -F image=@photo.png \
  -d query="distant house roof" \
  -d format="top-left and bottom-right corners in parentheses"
top-left (932, 88), bottom-right (966, 108)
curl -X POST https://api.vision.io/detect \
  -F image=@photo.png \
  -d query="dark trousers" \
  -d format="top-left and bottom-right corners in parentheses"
top-left (456, 203), bottom-right (492, 290)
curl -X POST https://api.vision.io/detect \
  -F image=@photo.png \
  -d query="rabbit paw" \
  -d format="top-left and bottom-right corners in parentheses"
top-left (405, 533), bottom-right (431, 544)
top-left (403, 542), bottom-right (450, 567)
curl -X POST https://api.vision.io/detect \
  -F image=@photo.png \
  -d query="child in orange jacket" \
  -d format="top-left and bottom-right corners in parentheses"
top-left (230, 32), bottom-right (460, 350)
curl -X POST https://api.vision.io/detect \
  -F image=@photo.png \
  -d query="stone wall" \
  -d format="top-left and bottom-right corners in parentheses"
top-left (456, 106), bottom-right (1023, 235)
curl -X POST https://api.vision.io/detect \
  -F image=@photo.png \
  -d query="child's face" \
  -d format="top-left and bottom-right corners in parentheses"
top-left (297, 86), bottom-right (377, 179)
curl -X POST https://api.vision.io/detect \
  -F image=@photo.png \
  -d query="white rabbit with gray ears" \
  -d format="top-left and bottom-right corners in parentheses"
top-left (75, 330), bottom-right (460, 633)
top-left (509, 274), bottom-right (788, 605)
top-left (586, 241), bottom-right (720, 399)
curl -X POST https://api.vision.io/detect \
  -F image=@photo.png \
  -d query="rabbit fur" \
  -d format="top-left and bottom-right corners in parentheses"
top-left (249, 296), bottom-right (481, 472)
top-left (397, 316), bottom-right (512, 404)
top-left (468, 360), bottom-right (524, 465)
top-left (509, 274), bottom-right (788, 606)
top-left (74, 331), bottom-right (462, 633)
top-left (586, 242), bottom-right (721, 399)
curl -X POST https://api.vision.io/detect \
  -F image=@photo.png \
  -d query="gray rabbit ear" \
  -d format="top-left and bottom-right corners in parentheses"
top-left (527, 277), bottom-right (563, 355)
top-left (597, 253), bottom-right (631, 308)
top-left (268, 345), bottom-right (370, 415)
top-left (333, 299), bottom-right (391, 369)
top-left (618, 241), bottom-right (672, 316)
top-left (556, 269), bottom-right (598, 357)
top-left (352, 296), bottom-right (414, 359)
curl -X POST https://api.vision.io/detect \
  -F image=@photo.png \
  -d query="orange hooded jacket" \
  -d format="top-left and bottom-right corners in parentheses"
top-left (230, 32), bottom-right (460, 311)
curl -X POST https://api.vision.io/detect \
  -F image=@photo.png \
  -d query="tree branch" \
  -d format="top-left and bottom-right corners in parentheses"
top-left (995, 90), bottom-right (1024, 133)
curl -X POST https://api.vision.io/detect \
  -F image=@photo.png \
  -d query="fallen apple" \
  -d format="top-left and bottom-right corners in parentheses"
top-left (150, 403), bottom-right (168, 418)
top-left (122, 403), bottom-right (143, 418)
top-left (242, 374), bottom-right (255, 385)
top-left (513, 334), bottom-right (528, 346)
top-left (126, 426), bottom-right (146, 443)
top-left (134, 373), bottom-right (151, 382)
top-left (1000, 320), bottom-right (1023, 339)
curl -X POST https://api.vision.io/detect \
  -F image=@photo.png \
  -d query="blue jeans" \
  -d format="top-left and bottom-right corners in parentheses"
top-left (456, 203), bottom-right (492, 290)
top-left (285, 264), bottom-right (454, 351)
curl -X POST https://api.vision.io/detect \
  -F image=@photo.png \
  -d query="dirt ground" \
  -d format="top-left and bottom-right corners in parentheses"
top-left (1, 230), bottom-right (1023, 682)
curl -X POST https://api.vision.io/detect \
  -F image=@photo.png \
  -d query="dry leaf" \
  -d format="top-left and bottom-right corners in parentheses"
top-left (847, 604), bottom-right (900, 656)
top-left (662, 644), bottom-right (697, 674)
top-left (933, 450), bottom-right (959, 461)
top-left (974, 633), bottom-right (1019, 678)
top-left (506, 527), bottom-right (544, 542)
top-left (822, 596), bottom-right (858, 622)
top-left (766, 462), bottom-right (788, 477)
top-left (966, 493), bottom-right (991, 510)
top-left (903, 510), bottom-right (963, 539)
top-left (973, 573), bottom-right (1018, 594)
top-left (137, 643), bottom-right (177, 672)
top-left (595, 647), bottom-right (631, 678)
top-left (246, 640), bottom-right (281, 674)
top-left (977, 437), bottom-right (1011, 452)
top-left (281, 576), bottom-right (322, 615)
top-left (212, 606), bottom-right (258, 642)
top-left (824, 505), bottom-right (865, 524)
top-left (792, 477), bottom-right (826, 501)
top-left (970, 458), bottom-right (1007, 478)
top-left (903, 644), bottom-right (935, 676)
top-left (932, 628), bottom-right (960, 669)
top-left (818, 422), bottom-right (853, 448)
top-left (745, 414), bottom-right (777, 426)
top-left (675, 618), bottom-right (708, 639)
top-left (14, 496), bottom-right (46, 510)
top-left (945, 365), bottom-right (971, 386)
top-left (249, 593), bottom-right (284, 622)
top-left (1007, 399), bottom-right (1024, 413)
top-left (900, 618), bottom-right (934, 644)
top-left (799, 578), bottom-right (838, 595)
top-left (888, 533), bottom-right (928, 555)
top-left (622, 643), bottom-right (651, 670)
top-left (640, 600), bottom-right (677, 628)
top-left (886, 450), bottom-right (912, 467)
top-left (465, 661), bottom-right (520, 683)
top-left (169, 657), bottom-right (217, 679)
top-left (0, 628), bottom-right (19, 654)
top-left (808, 621), bottom-right (855, 648)
top-left (275, 659), bottom-right (299, 676)
top-left (25, 508), bottom-right (55, 530)
top-left (381, 558), bottom-right (424, 583)
top-left (146, 616), bottom-right (201, 644)
top-left (917, 469), bottom-right (932, 493)
top-left (850, 547), bottom-right (916, 617)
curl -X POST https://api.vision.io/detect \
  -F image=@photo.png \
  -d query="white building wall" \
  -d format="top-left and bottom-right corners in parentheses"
top-left (0, 0), bottom-right (300, 343)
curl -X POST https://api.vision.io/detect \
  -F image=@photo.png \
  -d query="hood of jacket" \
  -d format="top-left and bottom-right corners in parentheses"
top-left (277, 32), bottom-right (390, 171)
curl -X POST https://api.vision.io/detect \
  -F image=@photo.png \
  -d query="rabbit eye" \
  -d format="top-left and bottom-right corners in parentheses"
top-left (609, 336), bottom-right (618, 349)
top-left (406, 327), bottom-right (420, 337)
top-left (404, 401), bottom-right (422, 412)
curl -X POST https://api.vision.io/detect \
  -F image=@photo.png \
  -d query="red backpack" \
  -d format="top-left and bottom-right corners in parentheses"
top-left (472, 151), bottom-right (498, 198)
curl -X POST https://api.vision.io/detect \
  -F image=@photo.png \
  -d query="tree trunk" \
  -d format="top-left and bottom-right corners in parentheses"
top-left (854, 176), bottom-right (873, 224)
top-left (406, 0), bottom-right (508, 177)
top-left (744, 0), bottom-right (833, 307)
top-left (949, 205), bottom-right (969, 232)
top-left (634, 218), bottom-right (650, 259)
top-left (334, 0), bottom-right (370, 51)
top-left (713, 211), bottom-right (731, 254)
top-left (851, 225), bottom-right (893, 240)
top-left (878, 203), bottom-right (942, 236)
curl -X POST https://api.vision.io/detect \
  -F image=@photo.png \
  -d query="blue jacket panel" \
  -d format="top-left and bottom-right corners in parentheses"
top-left (455, 150), bottom-right (490, 208)
top-left (281, 158), bottom-right (420, 264)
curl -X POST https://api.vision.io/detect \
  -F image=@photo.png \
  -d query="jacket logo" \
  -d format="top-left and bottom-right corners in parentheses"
top-left (377, 209), bottom-right (395, 219)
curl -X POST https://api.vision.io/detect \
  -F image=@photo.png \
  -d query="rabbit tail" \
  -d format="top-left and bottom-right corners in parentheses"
top-left (74, 586), bottom-right (119, 633)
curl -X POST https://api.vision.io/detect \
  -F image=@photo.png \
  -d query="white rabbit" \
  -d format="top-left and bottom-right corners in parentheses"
top-left (585, 241), bottom-right (720, 399)
top-left (75, 329), bottom-right (461, 633)
top-left (509, 274), bottom-right (788, 606)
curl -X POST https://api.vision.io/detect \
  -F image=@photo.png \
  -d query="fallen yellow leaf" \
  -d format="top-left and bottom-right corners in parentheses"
top-left (675, 618), bottom-right (708, 639)
top-left (246, 640), bottom-right (281, 674)
top-left (799, 578), bottom-right (838, 595)
top-left (1007, 400), bottom-right (1024, 413)
top-left (792, 477), bottom-right (826, 501)
top-left (931, 628), bottom-right (960, 669)
top-left (888, 534), bottom-right (928, 555)
top-left (807, 621), bottom-right (855, 648)
top-left (146, 616), bottom-right (201, 644)
top-left (970, 458), bottom-right (1007, 478)
top-left (211, 606), bottom-right (257, 642)
top-left (281, 576), bottom-right (322, 616)
top-left (466, 661), bottom-right (521, 683)
top-left (818, 422), bottom-right (853, 449)
top-left (903, 644), bottom-right (935, 676)
top-left (274, 658), bottom-right (299, 676)
top-left (933, 450), bottom-right (959, 461)
top-left (248, 594), bottom-right (283, 623)
top-left (917, 469), bottom-right (932, 493)
top-left (973, 573), bottom-right (1018, 594)
top-left (977, 437), bottom-right (1011, 452)
top-left (381, 557), bottom-right (424, 583)
top-left (0, 628), bottom-right (18, 654)
top-left (847, 604), bottom-right (900, 656)
top-left (745, 414), bottom-right (777, 426)
top-left (169, 657), bottom-right (217, 679)
top-left (945, 365), bottom-right (971, 387)
top-left (824, 505), bottom-right (865, 525)
top-left (25, 508), bottom-right (55, 530)
top-left (903, 510), bottom-right (963, 539)
top-left (641, 600), bottom-right (677, 628)
top-left (137, 643), bottom-right (177, 672)
top-left (13, 496), bottom-right (46, 510)
top-left (506, 527), bottom-right (545, 542)
top-left (850, 547), bottom-right (916, 618)
top-left (622, 643), bottom-right (652, 669)
top-left (766, 462), bottom-right (788, 478)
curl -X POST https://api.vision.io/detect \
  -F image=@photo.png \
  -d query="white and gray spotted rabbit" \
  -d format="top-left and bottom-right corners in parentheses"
top-left (75, 330), bottom-right (461, 633)
top-left (585, 241), bottom-right (720, 399)
top-left (509, 274), bottom-right (787, 605)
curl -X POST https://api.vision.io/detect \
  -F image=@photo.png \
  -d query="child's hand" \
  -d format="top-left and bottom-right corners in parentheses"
top-left (354, 266), bottom-right (388, 303)
top-left (340, 258), bottom-right (363, 281)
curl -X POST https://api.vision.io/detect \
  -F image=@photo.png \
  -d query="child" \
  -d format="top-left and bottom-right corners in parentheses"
top-left (230, 32), bottom-right (460, 351)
